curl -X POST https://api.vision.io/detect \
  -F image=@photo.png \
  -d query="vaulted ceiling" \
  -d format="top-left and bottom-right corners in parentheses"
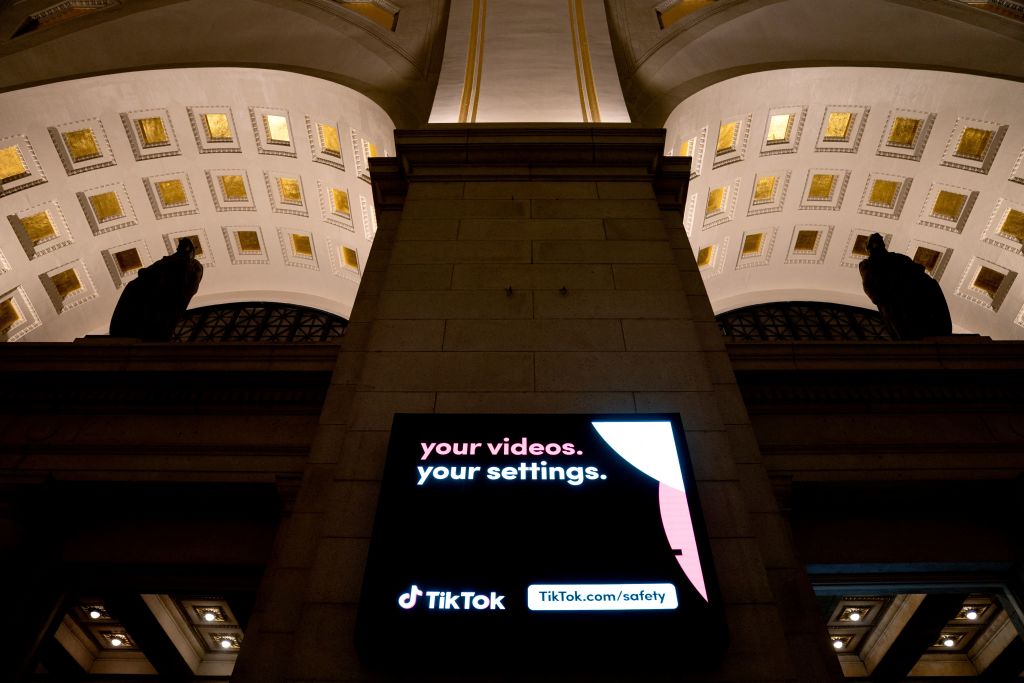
top-left (0, 0), bottom-right (1021, 341)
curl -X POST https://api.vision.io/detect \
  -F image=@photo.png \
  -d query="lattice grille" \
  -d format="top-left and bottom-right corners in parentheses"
top-left (718, 301), bottom-right (892, 341)
top-left (172, 302), bottom-right (347, 342)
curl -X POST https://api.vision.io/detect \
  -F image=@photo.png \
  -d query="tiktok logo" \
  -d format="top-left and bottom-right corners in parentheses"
top-left (398, 585), bottom-right (424, 609)
top-left (397, 584), bottom-right (505, 610)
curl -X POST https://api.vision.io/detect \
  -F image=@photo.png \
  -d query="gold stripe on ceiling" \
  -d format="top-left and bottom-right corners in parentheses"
top-left (567, 0), bottom-right (600, 123)
top-left (574, 0), bottom-right (600, 123)
top-left (458, 0), bottom-right (487, 124)
top-left (567, 0), bottom-right (588, 122)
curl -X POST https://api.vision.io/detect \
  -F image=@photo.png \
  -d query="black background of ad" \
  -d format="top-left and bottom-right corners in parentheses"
top-left (356, 413), bottom-right (727, 672)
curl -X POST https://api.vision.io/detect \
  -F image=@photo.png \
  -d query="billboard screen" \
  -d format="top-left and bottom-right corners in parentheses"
top-left (356, 413), bottom-right (726, 671)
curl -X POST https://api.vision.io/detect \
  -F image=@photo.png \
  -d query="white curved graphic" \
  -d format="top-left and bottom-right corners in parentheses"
top-left (591, 421), bottom-right (685, 491)
top-left (592, 420), bottom-right (708, 602)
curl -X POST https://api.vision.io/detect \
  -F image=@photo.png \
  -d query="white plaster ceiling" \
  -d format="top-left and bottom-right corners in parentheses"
top-left (0, 67), bottom-right (395, 341)
top-left (664, 67), bottom-right (1024, 339)
top-left (429, 0), bottom-right (630, 123)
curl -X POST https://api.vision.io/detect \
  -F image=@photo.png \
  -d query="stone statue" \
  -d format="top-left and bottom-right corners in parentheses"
top-left (858, 233), bottom-right (951, 340)
top-left (109, 238), bottom-right (204, 341)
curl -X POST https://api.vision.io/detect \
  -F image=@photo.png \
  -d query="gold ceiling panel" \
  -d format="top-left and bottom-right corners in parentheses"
top-left (794, 229), bottom-right (819, 252)
top-left (236, 230), bottom-right (261, 252)
top-left (696, 245), bottom-right (713, 267)
top-left (913, 247), bottom-right (941, 272)
top-left (278, 177), bottom-right (302, 203)
top-left (136, 117), bottom-right (169, 146)
top-left (89, 192), bottom-right (123, 222)
top-left (678, 138), bottom-right (691, 157)
top-left (824, 112), bottom-right (853, 141)
top-left (887, 117), bottom-right (920, 147)
top-left (753, 176), bottom-right (776, 202)
top-left (63, 129), bottom-right (100, 162)
top-left (808, 174), bottom-right (835, 200)
top-left (741, 233), bottom-right (764, 255)
top-left (51, 268), bottom-right (82, 298)
top-left (21, 211), bottom-right (56, 244)
top-left (342, 246), bottom-right (359, 269)
top-left (706, 186), bottom-right (725, 213)
top-left (291, 233), bottom-right (313, 256)
top-left (220, 175), bottom-right (247, 200)
top-left (0, 145), bottom-right (27, 181)
top-left (716, 121), bottom-right (737, 154)
top-left (973, 266), bottom-right (1004, 296)
top-left (204, 113), bottom-right (233, 141)
top-left (319, 123), bottom-right (341, 154)
top-left (766, 114), bottom-right (792, 144)
top-left (264, 114), bottom-right (291, 143)
top-left (156, 179), bottom-right (187, 207)
top-left (869, 179), bottom-right (900, 207)
top-left (331, 188), bottom-right (351, 214)
top-left (955, 127), bottom-right (992, 160)
top-left (852, 234), bottom-right (870, 256)
top-left (932, 191), bottom-right (967, 220)
top-left (0, 299), bottom-right (20, 332)
top-left (114, 248), bottom-right (142, 273)
top-left (1000, 208), bottom-right (1024, 241)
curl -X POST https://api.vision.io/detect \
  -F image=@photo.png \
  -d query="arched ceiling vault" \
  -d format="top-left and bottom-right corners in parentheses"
top-left (607, 0), bottom-right (1024, 126)
top-left (0, 0), bottom-right (451, 129)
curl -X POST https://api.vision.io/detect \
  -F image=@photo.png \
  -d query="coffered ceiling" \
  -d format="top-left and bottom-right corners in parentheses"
top-left (0, 0), bottom-right (1023, 341)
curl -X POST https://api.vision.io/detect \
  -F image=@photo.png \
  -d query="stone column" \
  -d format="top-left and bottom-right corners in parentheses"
top-left (232, 125), bottom-right (842, 682)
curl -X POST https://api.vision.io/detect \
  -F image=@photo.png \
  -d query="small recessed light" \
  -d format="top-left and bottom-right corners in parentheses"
top-left (204, 612), bottom-right (216, 622)
top-left (943, 638), bottom-right (955, 648)
top-left (89, 610), bottom-right (101, 619)
top-left (966, 610), bottom-right (978, 621)
top-left (220, 639), bottom-right (233, 649)
top-left (849, 612), bottom-right (861, 622)
top-left (833, 640), bottom-right (844, 650)
top-left (110, 638), bottom-right (123, 647)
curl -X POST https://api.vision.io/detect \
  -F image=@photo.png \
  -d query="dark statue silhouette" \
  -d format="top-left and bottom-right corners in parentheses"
top-left (858, 233), bottom-right (951, 340)
top-left (109, 238), bottom-right (204, 341)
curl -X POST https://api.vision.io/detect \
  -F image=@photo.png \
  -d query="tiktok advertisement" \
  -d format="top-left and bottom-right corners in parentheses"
top-left (355, 414), bottom-right (726, 671)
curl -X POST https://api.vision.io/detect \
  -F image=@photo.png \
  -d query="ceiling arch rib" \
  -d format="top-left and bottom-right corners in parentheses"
top-left (606, 0), bottom-right (1024, 127)
top-left (0, 0), bottom-right (450, 128)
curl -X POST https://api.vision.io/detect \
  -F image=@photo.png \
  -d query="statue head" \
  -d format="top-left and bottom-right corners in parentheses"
top-left (867, 233), bottom-right (886, 255)
top-left (176, 238), bottom-right (197, 259)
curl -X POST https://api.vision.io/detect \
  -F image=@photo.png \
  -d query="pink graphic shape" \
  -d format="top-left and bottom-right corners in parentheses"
top-left (659, 483), bottom-right (708, 602)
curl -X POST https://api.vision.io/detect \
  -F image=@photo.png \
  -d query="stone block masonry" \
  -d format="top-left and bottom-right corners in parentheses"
top-left (231, 126), bottom-right (843, 683)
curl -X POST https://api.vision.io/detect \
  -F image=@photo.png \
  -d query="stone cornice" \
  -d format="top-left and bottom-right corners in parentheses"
top-left (369, 125), bottom-right (690, 205)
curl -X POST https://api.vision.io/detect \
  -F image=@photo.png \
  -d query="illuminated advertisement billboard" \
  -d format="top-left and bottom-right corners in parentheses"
top-left (356, 414), bottom-right (726, 671)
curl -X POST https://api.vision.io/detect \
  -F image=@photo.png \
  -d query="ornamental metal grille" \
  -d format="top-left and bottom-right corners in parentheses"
top-left (172, 302), bottom-right (347, 342)
top-left (717, 301), bottom-right (892, 341)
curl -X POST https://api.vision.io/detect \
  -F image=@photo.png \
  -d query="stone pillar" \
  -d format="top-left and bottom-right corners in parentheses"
top-left (232, 125), bottom-right (842, 682)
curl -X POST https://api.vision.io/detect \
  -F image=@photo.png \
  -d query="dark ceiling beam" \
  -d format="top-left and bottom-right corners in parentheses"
top-left (870, 593), bottom-right (968, 682)
top-left (979, 636), bottom-right (1024, 679)
top-left (103, 593), bottom-right (193, 682)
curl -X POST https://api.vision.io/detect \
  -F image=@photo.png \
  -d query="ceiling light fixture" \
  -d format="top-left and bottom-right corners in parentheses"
top-left (204, 612), bottom-right (216, 622)
top-left (966, 610), bottom-right (978, 620)
top-left (220, 639), bottom-right (233, 649)
top-left (89, 610), bottom-right (101, 619)
top-left (110, 637), bottom-right (123, 647)
top-left (832, 640), bottom-right (844, 650)
top-left (943, 638), bottom-right (955, 648)
top-left (848, 612), bottom-right (861, 622)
